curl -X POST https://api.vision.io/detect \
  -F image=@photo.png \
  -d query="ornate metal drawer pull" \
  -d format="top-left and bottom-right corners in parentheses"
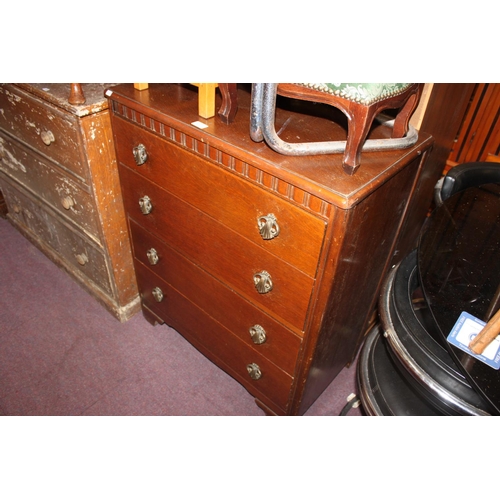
top-left (75, 253), bottom-right (88, 266)
top-left (246, 363), bottom-right (262, 380)
top-left (147, 248), bottom-right (159, 265)
top-left (249, 325), bottom-right (267, 345)
top-left (133, 144), bottom-right (148, 166)
top-left (152, 287), bottom-right (164, 302)
top-left (258, 213), bottom-right (280, 240)
top-left (139, 195), bottom-right (153, 215)
top-left (41, 130), bottom-right (55, 146)
top-left (253, 270), bottom-right (273, 294)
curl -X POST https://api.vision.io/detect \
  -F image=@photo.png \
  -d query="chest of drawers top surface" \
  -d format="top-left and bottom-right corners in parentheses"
top-left (12, 83), bottom-right (115, 116)
top-left (106, 83), bottom-right (432, 209)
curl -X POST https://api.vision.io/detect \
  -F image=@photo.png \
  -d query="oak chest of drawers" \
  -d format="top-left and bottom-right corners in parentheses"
top-left (107, 83), bottom-right (434, 415)
top-left (0, 84), bottom-right (140, 321)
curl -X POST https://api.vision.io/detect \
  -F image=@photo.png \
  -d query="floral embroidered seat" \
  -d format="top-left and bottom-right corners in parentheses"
top-left (250, 83), bottom-right (424, 175)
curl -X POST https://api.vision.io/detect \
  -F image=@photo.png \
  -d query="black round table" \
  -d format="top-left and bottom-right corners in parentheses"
top-left (418, 182), bottom-right (500, 414)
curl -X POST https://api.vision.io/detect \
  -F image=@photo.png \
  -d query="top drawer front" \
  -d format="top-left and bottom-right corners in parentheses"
top-left (111, 116), bottom-right (325, 278)
top-left (0, 85), bottom-right (87, 182)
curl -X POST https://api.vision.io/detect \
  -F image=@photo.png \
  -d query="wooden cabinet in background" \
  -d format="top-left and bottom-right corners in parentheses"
top-left (107, 84), bottom-right (434, 415)
top-left (447, 83), bottom-right (500, 167)
top-left (0, 84), bottom-right (140, 321)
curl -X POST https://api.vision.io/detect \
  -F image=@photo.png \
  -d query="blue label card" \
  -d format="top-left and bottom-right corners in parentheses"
top-left (447, 311), bottom-right (500, 370)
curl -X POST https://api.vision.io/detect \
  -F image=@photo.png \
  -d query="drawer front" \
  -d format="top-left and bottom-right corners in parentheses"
top-left (0, 132), bottom-right (101, 241)
top-left (0, 85), bottom-right (87, 182)
top-left (120, 165), bottom-right (314, 331)
top-left (129, 219), bottom-right (302, 374)
top-left (112, 116), bottom-right (325, 278)
top-left (134, 260), bottom-right (293, 410)
top-left (1, 179), bottom-right (112, 295)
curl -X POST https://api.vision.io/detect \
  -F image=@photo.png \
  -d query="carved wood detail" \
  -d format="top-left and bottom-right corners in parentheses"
top-left (112, 101), bottom-right (331, 219)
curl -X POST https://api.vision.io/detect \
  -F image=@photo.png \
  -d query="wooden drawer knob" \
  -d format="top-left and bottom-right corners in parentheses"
top-left (258, 213), bottom-right (280, 240)
top-left (249, 325), bottom-right (267, 345)
top-left (75, 253), bottom-right (88, 266)
top-left (253, 270), bottom-right (273, 294)
top-left (61, 196), bottom-right (75, 210)
top-left (246, 363), bottom-right (262, 380)
top-left (41, 130), bottom-right (55, 146)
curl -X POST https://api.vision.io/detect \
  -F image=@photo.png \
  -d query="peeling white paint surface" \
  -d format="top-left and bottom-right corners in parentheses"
top-left (5, 90), bottom-right (21, 104)
top-left (0, 139), bottom-right (27, 172)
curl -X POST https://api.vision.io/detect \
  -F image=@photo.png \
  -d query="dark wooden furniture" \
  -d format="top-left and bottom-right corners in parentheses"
top-left (447, 83), bottom-right (500, 168)
top-left (251, 83), bottom-right (423, 175)
top-left (107, 83), bottom-right (433, 415)
top-left (217, 83), bottom-right (238, 124)
top-left (0, 83), bottom-right (140, 321)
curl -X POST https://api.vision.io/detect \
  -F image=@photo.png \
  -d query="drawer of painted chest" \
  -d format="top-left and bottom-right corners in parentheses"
top-left (0, 132), bottom-right (101, 241)
top-left (129, 219), bottom-right (302, 375)
top-left (120, 165), bottom-right (314, 331)
top-left (134, 260), bottom-right (294, 411)
top-left (0, 178), bottom-right (112, 295)
top-left (0, 85), bottom-right (87, 183)
top-left (112, 116), bottom-right (325, 278)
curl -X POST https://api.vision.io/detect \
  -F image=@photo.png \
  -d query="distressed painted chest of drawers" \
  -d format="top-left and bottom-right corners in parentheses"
top-left (0, 84), bottom-right (140, 321)
top-left (107, 83), bottom-right (433, 415)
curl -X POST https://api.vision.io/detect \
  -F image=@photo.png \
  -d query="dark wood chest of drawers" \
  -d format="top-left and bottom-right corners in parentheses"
top-left (0, 84), bottom-right (140, 321)
top-left (107, 83), bottom-right (434, 415)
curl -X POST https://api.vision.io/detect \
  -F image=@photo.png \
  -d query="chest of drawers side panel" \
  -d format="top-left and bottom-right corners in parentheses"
top-left (79, 111), bottom-right (139, 309)
top-left (290, 148), bottom-right (432, 415)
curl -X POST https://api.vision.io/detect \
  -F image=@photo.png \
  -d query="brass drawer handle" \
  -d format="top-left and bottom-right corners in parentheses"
top-left (152, 287), bottom-right (164, 302)
top-left (139, 195), bottom-right (153, 215)
top-left (61, 196), bottom-right (75, 210)
top-left (253, 270), bottom-right (273, 294)
top-left (41, 130), bottom-right (55, 146)
top-left (133, 144), bottom-right (148, 166)
top-left (246, 363), bottom-right (262, 380)
top-left (258, 213), bottom-right (280, 240)
top-left (249, 325), bottom-right (267, 345)
top-left (75, 253), bottom-right (88, 266)
top-left (147, 248), bottom-right (159, 265)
